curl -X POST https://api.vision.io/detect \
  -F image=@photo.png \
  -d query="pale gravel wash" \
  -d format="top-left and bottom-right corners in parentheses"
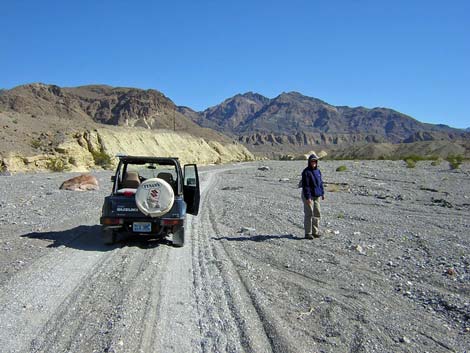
top-left (0, 161), bottom-right (469, 353)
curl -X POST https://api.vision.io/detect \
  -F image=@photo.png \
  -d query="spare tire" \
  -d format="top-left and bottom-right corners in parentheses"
top-left (135, 178), bottom-right (175, 217)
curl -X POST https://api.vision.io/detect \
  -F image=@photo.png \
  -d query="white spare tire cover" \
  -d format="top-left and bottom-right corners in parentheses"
top-left (135, 178), bottom-right (175, 217)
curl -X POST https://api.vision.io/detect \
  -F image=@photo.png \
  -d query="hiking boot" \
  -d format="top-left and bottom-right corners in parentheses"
top-left (305, 234), bottom-right (314, 239)
top-left (313, 233), bottom-right (322, 238)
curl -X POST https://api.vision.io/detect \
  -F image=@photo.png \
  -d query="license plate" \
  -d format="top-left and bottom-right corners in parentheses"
top-left (133, 222), bottom-right (152, 233)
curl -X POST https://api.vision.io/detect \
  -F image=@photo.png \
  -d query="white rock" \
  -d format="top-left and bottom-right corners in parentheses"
top-left (240, 227), bottom-right (256, 234)
top-left (354, 245), bottom-right (366, 255)
top-left (400, 336), bottom-right (411, 344)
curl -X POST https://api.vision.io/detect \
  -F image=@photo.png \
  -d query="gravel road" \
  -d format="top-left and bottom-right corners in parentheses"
top-left (0, 160), bottom-right (469, 353)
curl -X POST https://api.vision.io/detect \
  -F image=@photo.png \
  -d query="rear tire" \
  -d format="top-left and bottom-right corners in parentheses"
top-left (103, 229), bottom-right (117, 245)
top-left (172, 227), bottom-right (185, 247)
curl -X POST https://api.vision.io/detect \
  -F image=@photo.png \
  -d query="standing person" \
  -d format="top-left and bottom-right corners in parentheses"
top-left (301, 153), bottom-right (325, 239)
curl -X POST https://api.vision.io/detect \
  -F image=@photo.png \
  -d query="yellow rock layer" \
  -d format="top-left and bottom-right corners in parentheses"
top-left (2, 127), bottom-right (254, 173)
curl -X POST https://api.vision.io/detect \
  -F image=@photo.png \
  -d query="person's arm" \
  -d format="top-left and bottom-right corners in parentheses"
top-left (319, 170), bottom-right (325, 200)
top-left (302, 170), bottom-right (312, 201)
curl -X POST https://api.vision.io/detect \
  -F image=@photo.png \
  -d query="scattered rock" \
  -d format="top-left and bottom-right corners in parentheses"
top-left (446, 267), bottom-right (457, 276)
top-left (431, 198), bottom-right (453, 208)
top-left (279, 178), bottom-right (290, 182)
top-left (221, 186), bottom-right (243, 191)
top-left (239, 227), bottom-right (256, 235)
top-left (353, 245), bottom-right (366, 255)
top-left (400, 336), bottom-right (411, 344)
top-left (258, 166), bottom-right (270, 171)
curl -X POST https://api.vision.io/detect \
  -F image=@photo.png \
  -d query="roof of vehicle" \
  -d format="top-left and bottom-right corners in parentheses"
top-left (118, 155), bottom-right (180, 164)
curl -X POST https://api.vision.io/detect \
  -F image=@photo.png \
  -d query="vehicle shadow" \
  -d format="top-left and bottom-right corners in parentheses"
top-left (122, 236), bottom-right (172, 249)
top-left (22, 225), bottom-right (172, 251)
top-left (212, 233), bottom-right (302, 242)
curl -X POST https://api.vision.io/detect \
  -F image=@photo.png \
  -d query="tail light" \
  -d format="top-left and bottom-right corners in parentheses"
top-left (102, 218), bottom-right (122, 225)
top-left (161, 219), bottom-right (183, 226)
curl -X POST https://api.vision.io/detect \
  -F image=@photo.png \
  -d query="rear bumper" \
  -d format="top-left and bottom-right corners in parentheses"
top-left (100, 217), bottom-right (184, 235)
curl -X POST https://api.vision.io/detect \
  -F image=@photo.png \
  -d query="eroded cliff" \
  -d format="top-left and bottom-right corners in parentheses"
top-left (1, 127), bottom-right (254, 173)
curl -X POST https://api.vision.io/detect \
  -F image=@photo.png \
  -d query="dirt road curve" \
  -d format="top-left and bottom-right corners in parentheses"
top-left (0, 167), bottom-right (270, 353)
top-left (0, 161), bottom-right (469, 352)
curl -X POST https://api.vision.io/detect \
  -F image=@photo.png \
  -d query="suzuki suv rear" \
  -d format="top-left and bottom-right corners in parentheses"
top-left (100, 155), bottom-right (200, 247)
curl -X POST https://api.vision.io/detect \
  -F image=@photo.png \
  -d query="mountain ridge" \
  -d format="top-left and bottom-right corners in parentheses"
top-left (1, 83), bottom-right (468, 160)
top-left (181, 91), bottom-right (466, 148)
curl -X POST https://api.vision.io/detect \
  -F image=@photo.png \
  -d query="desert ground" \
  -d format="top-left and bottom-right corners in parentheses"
top-left (0, 160), bottom-right (469, 353)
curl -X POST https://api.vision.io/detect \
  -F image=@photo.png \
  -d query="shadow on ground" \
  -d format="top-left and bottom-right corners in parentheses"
top-left (212, 234), bottom-right (302, 242)
top-left (22, 225), bottom-right (171, 251)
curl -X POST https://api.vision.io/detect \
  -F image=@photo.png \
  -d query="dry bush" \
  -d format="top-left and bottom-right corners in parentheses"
top-left (47, 157), bottom-right (70, 172)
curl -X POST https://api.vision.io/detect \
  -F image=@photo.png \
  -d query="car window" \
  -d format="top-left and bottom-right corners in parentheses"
top-left (125, 163), bottom-right (177, 181)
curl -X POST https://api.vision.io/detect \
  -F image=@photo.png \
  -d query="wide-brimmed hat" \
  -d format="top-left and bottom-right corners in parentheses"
top-left (308, 153), bottom-right (320, 161)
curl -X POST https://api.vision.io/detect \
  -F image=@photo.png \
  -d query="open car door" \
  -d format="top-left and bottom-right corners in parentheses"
top-left (183, 164), bottom-right (200, 215)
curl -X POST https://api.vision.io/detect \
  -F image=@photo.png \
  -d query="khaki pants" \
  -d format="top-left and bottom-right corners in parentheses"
top-left (302, 193), bottom-right (321, 236)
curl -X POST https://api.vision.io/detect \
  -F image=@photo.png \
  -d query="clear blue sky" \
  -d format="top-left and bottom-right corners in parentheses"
top-left (1, 0), bottom-right (469, 128)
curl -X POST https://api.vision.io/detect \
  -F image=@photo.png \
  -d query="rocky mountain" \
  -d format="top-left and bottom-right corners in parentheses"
top-left (198, 92), bottom-right (270, 132)
top-left (0, 83), bottom-right (205, 132)
top-left (184, 91), bottom-right (466, 147)
top-left (0, 84), bottom-right (254, 172)
top-left (1, 83), bottom-right (468, 165)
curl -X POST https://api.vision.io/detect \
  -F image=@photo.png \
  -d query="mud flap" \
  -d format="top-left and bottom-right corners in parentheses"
top-left (103, 229), bottom-right (117, 245)
top-left (172, 226), bottom-right (185, 247)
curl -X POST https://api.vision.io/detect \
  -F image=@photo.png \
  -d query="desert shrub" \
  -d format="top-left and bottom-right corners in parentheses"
top-left (31, 139), bottom-right (42, 149)
top-left (91, 150), bottom-right (113, 169)
top-left (403, 154), bottom-right (426, 162)
top-left (279, 154), bottom-right (294, 161)
top-left (336, 165), bottom-right (347, 172)
top-left (404, 158), bottom-right (416, 168)
top-left (47, 157), bottom-right (70, 172)
top-left (446, 155), bottom-right (463, 170)
top-left (337, 212), bottom-right (345, 219)
top-left (431, 159), bottom-right (442, 166)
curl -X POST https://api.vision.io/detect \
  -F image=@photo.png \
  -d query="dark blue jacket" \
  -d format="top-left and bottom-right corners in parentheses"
top-left (302, 167), bottom-right (324, 199)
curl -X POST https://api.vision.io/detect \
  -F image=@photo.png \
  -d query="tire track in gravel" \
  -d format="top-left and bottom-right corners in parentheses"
top-left (30, 245), bottom-right (157, 352)
top-left (190, 170), bottom-right (274, 353)
top-left (27, 208), bottom-right (200, 352)
top-left (1, 165), bottom-right (260, 353)
top-left (204, 167), bottom-right (466, 353)
top-left (206, 203), bottom-right (292, 353)
top-left (0, 226), bottom-right (111, 353)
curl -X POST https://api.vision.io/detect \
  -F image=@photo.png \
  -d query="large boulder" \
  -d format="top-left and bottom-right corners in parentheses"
top-left (60, 174), bottom-right (99, 191)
